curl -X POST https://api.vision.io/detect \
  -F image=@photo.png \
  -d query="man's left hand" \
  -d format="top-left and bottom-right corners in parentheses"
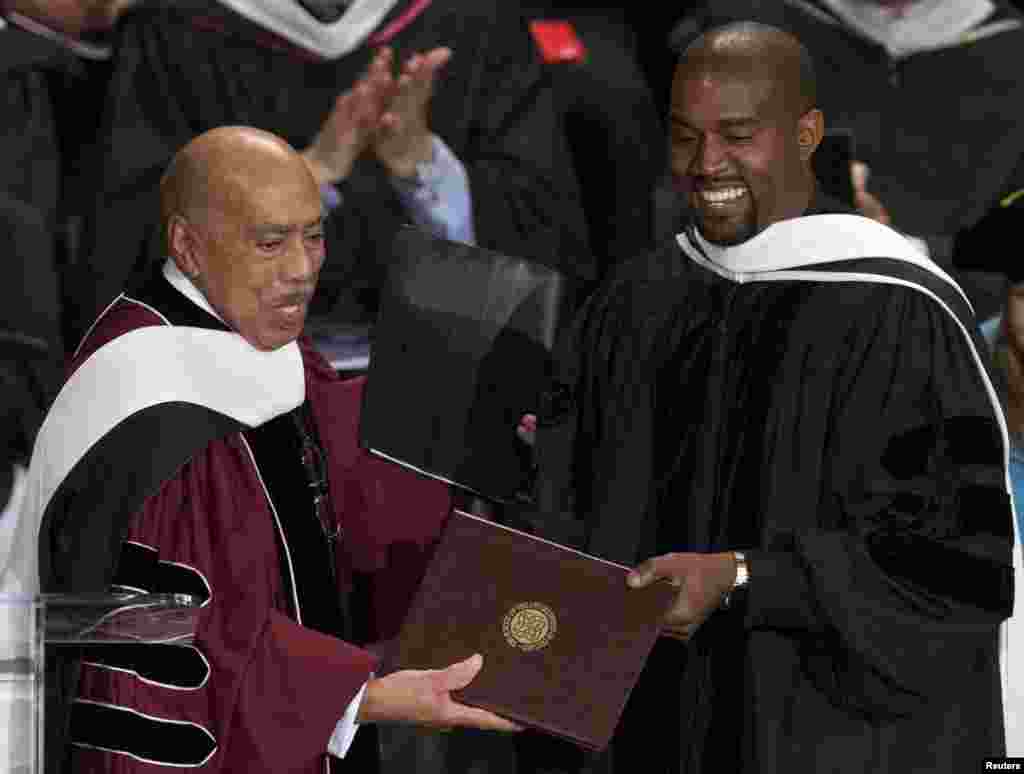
top-left (304, 47), bottom-right (396, 184)
top-left (374, 48), bottom-right (452, 179)
top-left (627, 552), bottom-right (738, 641)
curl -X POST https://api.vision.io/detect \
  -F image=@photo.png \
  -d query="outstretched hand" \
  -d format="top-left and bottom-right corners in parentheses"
top-left (374, 47), bottom-right (452, 178)
top-left (627, 552), bottom-right (737, 642)
top-left (357, 653), bottom-right (522, 732)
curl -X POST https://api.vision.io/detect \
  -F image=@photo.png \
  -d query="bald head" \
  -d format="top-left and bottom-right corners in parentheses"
top-left (161, 127), bottom-right (327, 350)
top-left (682, 22), bottom-right (817, 119)
top-left (160, 126), bottom-right (315, 243)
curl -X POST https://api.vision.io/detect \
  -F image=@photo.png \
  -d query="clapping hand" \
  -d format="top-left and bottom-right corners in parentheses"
top-left (303, 47), bottom-right (396, 184)
top-left (304, 46), bottom-right (452, 184)
top-left (373, 47), bottom-right (452, 179)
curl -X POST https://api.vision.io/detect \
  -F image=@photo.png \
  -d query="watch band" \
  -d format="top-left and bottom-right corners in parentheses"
top-left (721, 551), bottom-right (749, 610)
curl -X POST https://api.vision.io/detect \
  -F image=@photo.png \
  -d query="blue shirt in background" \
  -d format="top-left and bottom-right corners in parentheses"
top-left (981, 315), bottom-right (1024, 543)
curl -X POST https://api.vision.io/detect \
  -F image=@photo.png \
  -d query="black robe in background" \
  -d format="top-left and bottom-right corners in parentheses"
top-left (1, 16), bottom-right (114, 374)
top-left (0, 195), bottom-right (63, 408)
top-left (0, 21), bottom-right (64, 224)
top-left (70, 0), bottom-right (591, 343)
top-left (0, 24), bottom-right (72, 401)
top-left (534, 218), bottom-right (1014, 772)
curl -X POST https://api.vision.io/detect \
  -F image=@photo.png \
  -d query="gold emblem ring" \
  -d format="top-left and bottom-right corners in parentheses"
top-left (502, 602), bottom-right (557, 651)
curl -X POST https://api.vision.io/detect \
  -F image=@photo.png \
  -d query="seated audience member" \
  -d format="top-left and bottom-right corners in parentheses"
top-left (669, 0), bottom-right (1024, 319)
top-left (973, 201), bottom-right (1024, 756)
top-left (3, 126), bottom-right (519, 774)
top-left (519, 3), bottom-right (666, 280)
top-left (1, 1), bottom-right (137, 350)
top-left (70, 0), bottom-right (591, 345)
top-left (0, 0), bottom-right (131, 220)
top-left (0, 195), bottom-right (64, 403)
top-left (536, 22), bottom-right (1014, 773)
top-left (0, 328), bottom-right (50, 578)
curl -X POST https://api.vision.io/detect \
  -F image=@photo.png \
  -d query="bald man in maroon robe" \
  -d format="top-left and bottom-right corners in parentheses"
top-left (32, 126), bottom-right (518, 774)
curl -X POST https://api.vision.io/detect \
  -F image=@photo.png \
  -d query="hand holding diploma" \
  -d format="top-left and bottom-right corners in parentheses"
top-left (627, 552), bottom-right (739, 642)
top-left (358, 653), bottom-right (522, 732)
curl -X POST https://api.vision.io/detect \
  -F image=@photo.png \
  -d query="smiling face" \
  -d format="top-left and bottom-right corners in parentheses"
top-left (167, 131), bottom-right (327, 351)
top-left (669, 58), bottom-right (822, 245)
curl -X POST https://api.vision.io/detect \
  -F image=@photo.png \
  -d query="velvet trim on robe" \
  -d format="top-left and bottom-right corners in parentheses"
top-left (538, 214), bottom-right (1014, 773)
top-left (38, 267), bottom-right (453, 773)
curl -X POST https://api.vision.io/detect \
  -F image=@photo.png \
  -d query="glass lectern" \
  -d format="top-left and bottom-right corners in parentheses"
top-left (0, 592), bottom-right (200, 773)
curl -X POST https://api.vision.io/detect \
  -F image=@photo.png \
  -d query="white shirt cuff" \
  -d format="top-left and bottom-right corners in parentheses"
top-left (327, 678), bottom-right (371, 758)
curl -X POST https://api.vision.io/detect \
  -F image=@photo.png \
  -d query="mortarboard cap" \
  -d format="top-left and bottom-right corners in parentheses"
top-left (953, 191), bottom-right (1024, 282)
top-left (361, 228), bottom-right (567, 503)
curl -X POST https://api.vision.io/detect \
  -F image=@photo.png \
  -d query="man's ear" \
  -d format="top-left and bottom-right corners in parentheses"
top-left (168, 215), bottom-right (202, 279)
top-left (797, 108), bottom-right (824, 162)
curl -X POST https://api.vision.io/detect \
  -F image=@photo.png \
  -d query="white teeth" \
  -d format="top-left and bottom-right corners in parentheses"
top-left (700, 188), bottom-right (746, 203)
top-left (281, 305), bottom-right (301, 314)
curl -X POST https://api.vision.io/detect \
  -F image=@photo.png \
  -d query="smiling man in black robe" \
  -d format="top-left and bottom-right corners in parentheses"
top-left (537, 22), bottom-right (1016, 774)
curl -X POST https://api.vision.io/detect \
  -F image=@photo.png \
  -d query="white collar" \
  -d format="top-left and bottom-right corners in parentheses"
top-left (216, 0), bottom-right (401, 59)
top-left (5, 267), bottom-right (308, 597)
top-left (678, 213), bottom-right (969, 307)
top-left (819, 0), bottom-right (996, 58)
top-left (162, 259), bottom-right (230, 327)
top-left (4, 10), bottom-right (113, 61)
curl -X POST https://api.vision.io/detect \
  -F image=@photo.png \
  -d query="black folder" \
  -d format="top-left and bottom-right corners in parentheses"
top-left (360, 228), bottom-right (566, 502)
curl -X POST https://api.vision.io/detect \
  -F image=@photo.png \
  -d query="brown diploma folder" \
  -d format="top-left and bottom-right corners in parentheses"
top-left (394, 509), bottom-right (677, 751)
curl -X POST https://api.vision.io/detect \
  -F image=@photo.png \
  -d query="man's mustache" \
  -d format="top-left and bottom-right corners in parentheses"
top-left (273, 290), bottom-right (314, 307)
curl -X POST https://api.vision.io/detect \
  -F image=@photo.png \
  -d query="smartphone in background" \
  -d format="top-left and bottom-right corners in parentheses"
top-left (813, 128), bottom-right (857, 208)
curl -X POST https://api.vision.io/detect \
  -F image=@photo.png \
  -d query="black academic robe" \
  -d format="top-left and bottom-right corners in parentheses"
top-left (673, 0), bottom-right (1024, 319)
top-left (0, 20), bottom-right (64, 224)
top-left (538, 214), bottom-right (1014, 773)
top-left (0, 21), bottom-right (68, 379)
top-left (0, 193), bottom-right (64, 406)
top-left (69, 0), bottom-right (590, 343)
top-left (0, 15), bottom-right (115, 370)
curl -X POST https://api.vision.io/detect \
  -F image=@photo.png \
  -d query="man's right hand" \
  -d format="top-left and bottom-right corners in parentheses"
top-left (851, 161), bottom-right (892, 226)
top-left (303, 47), bottom-right (396, 185)
top-left (356, 653), bottom-right (522, 732)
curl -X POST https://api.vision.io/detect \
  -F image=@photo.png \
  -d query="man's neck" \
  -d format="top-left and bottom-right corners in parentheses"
top-left (4, 2), bottom-right (115, 59)
top-left (8, 1), bottom-right (86, 38)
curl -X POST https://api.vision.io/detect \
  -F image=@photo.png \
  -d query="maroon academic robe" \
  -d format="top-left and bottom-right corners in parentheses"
top-left (56, 289), bottom-right (453, 772)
